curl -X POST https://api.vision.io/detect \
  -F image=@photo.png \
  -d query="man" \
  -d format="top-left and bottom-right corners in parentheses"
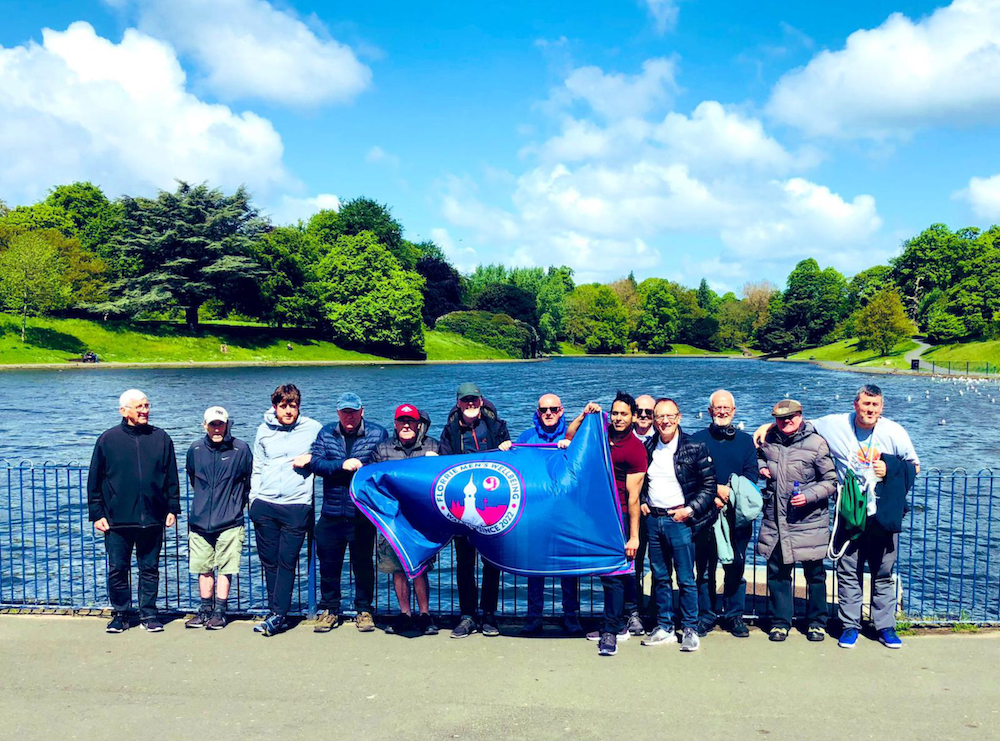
top-left (566, 392), bottom-right (645, 657)
top-left (638, 398), bottom-right (717, 652)
top-left (756, 399), bottom-right (837, 643)
top-left (309, 392), bottom-right (387, 634)
top-left (631, 393), bottom-right (657, 627)
top-left (516, 393), bottom-right (582, 636)
top-left (805, 385), bottom-right (919, 649)
top-left (249, 384), bottom-right (322, 636)
top-left (440, 382), bottom-right (512, 638)
top-left (368, 404), bottom-right (441, 636)
top-left (690, 390), bottom-right (760, 638)
top-left (88, 389), bottom-right (180, 634)
top-left (184, 406), bottom-right (253, 630)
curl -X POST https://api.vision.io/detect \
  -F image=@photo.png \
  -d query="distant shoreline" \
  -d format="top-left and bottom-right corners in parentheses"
top-left (0, 357), bottom-right (550, 372)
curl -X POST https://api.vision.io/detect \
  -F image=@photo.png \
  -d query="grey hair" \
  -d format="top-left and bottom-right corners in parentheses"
top-left (854, 384), bottom-right (883, 402)
top-left (119, 389), bottom-right (147, 408)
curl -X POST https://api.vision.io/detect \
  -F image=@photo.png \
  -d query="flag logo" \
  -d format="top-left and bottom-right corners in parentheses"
top-left (433, 460), bottom-right (524, 536)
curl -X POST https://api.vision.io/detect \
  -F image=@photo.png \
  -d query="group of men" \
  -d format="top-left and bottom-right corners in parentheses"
top-left (86, 379), bottom-right (918, 656)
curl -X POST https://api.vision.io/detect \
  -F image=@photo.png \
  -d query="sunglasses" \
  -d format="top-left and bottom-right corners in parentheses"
top-left (538, 406), bottom-right (562, 414)
top-left (636, 409), bottom-right (654, 418)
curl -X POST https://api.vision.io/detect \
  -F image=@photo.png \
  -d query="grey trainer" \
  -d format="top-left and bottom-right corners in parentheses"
top-left (641, 627), bottom-right (678, 647)
top-left (679, 627), bottom-right (700, 652)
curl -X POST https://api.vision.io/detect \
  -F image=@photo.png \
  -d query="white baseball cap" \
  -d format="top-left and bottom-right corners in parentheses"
top-left (203, 406), bottom-right (229, 424)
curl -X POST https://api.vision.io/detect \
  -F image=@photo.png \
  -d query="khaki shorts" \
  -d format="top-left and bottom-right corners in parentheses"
top-left (376, 535), bottom-right (434, 575)
top-left (189, 526), bottom-right (245, 575)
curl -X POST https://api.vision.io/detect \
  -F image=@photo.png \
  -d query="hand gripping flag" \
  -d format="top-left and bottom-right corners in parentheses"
top-left (350, 414), bottom-right (630, 579)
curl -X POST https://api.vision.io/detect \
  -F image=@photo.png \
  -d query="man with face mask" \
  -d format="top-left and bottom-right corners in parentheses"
top-left (439, 382), bottom-right (512, 639)
top-left (184, 406), bottom-right (253, 630)
top-left (690, 390), bottom-right (760, 638)
top-left (516, 393), bottom-right (582, 636)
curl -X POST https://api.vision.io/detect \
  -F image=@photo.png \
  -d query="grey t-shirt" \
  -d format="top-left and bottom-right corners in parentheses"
top-left (812, 412), bottom-right (919, 483)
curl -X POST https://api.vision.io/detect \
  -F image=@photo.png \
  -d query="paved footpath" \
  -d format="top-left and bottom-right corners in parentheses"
top-left (2, 616), bottom-right (998, 741)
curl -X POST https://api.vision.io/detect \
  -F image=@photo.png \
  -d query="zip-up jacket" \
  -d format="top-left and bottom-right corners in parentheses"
top-left (310, 418), bottom-right (388, 518)
top-left (186, 429), bottom-right (253, 535)
top-left (87, 419), bottom-right (180, 527)
top-left (639, 428), bottom-right (718, 535)
top-left (370, 411), bottom-right (441, 463)
top-left (439, 400), bottom-right (510, 455)
top-left (250, 409), bottom-right (322, 507)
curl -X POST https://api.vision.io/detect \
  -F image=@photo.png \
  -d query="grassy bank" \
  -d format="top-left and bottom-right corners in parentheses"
top-left (0, 314), bottom-right (510, 365)
top-left (922, 340), bottom-right (1000, 372)
top-left (788, 338), bottom-right (917, 370)
top-left (557, 341), bottom-right (747, 357)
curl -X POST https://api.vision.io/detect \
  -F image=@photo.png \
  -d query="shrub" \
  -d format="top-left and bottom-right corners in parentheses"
top-left (435, 310), bottom-right (539, 358)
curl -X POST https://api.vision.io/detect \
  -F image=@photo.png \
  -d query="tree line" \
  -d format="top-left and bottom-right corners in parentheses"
top-left (0, 181), bottom-right (995, 358)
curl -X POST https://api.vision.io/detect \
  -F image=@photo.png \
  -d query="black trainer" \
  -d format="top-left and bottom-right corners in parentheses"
top-left (185, 610), bottom-right (211, 629)
top-left (106, 613), bottom-right (128, 634)
top-left (730, 617), bottom-right (750, 638)
top-left (205, 609), bottom-right (227, 630)
top-left (480, 613), bottom-right (500, 637)
top-left (417, 613), bottom-right (439, 635)
top-left (140, 617), bottom-right (164, 633)
top-left (520, 617), bottom-right (544, 636)
top-left (597, 631), bottom-right (618, 656)
top-left (450, 615), bottom-right (477, 639)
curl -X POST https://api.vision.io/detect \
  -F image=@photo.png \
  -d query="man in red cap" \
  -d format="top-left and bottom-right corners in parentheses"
top-left (365, 403), bottom-right (442, 635)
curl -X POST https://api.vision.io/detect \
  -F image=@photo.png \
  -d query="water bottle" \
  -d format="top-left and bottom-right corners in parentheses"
top-left (791, 481), bottom-right (801, 505)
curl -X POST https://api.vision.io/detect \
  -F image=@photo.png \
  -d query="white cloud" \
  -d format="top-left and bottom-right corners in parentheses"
top-left (768, 0), bottom-right (1000, 139)
top-left (111, 0), bottom-right (372, 105)
top-left (642, 0), bottom-right (680, 34)
top-left (268, 192), bottom-right (340, 225)
top-left (0, 22), bottom-right (288, 205)
top-left (957, 173), bottom-right (1000, 219)
top-left (429, 226), bottom-right (479, 273)
top-left (365, 146), bottom-right (400, 167)
top-left (559, 57), bottom-right (678, 120)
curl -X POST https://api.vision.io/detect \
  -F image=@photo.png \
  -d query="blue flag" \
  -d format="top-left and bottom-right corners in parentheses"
top-left (350, 414), bottom-right (630, 579)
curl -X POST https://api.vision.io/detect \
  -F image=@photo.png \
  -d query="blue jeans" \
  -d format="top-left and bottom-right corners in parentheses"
top-left (526, 576), bottom-right (580, 618)
top-left (647, 515), bottom-right (698, 631)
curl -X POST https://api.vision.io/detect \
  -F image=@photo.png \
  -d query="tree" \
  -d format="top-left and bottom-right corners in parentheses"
top-left (925, 305), bottom-right (966, 343)
top-left (0, 203), bottom-right (77, 237)
top-left (308, 197), bottom-right (415, 268)
top-left (855, 290), bottom-right (914, 355)
top-left (609, 275), bottom-right (641, 339)
top-left (714, 296), bottom-right (755, 350)
top-left (100, 182), bottom-right (265, 327)
top-left (245, 225), bottom-right (325, 328)
top-left (848, 265), bottom-right (895, 311)
top-left (696, 278), bottom-right (720, 314)
top-left (742, 280), bottom-right (778, 334)
top-left (535, 266), bottom-right (574, 352)
top-left (634, 278), bottom-right (679, 352)
top-left (464, 264), bottom-right (510, 304)
top-left (472, 283), bottom-right (537, 325)
top-left (564, 284), bottom-right (628, 353)
top-left (891, 224), bottom-right (975, 317)
top-left (415, 255), bottom-right (464, 326)
top-left (316, 231), bottom-right (425, 356)
top-left (781, 259), bottom-right (849, 347)
top-left (0, 233), bottom-right (68, 340)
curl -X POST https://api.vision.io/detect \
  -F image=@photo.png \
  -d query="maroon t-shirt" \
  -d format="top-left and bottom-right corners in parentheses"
top-left (609, 430), bottom-right (648, 511)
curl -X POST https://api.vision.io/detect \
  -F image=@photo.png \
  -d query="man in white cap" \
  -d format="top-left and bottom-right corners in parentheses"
top-left (184, 406), bottom-right (253, 630)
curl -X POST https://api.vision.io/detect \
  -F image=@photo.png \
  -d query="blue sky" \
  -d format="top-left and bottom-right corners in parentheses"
top-left (2, 0), bottom-right (1000, 291)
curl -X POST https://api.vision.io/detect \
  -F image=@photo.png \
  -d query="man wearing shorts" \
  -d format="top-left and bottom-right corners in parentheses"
top-left (184, 406), bottom-right (253, 630)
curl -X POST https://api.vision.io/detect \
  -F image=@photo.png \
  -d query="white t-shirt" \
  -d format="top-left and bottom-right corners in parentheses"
top-left (812, 412), bottom-right (919, 483)
top-left (646, 435), bottom-right (685, 509)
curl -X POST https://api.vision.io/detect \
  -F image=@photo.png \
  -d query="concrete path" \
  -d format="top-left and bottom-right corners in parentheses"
top-left (905, 340), bottom-right (932, 367)
top-left (2, 615), bottom-right (998, 741)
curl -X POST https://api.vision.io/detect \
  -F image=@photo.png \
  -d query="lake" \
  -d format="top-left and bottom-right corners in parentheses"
top-left (1, 357), bottom-right (998, 470)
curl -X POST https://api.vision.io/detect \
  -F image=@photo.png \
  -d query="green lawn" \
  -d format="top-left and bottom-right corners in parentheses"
top-left (921, 340), bottom-right (1000, 373)
top-left (789, 338), bottom-right (917, 369)
top-left (0, 314), bottom-right (505, 365)
top-left (556, 341), bottom-right (746, 357)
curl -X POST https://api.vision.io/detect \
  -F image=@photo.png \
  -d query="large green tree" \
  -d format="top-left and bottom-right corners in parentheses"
top-left (0, 233), bottom-right (68, 340)
top-left (245, 225), bottom-right (325, 328)
top-left (564, 284), bottom-right (628, 353)
top-left (307, 197), bottom-right (417, 268)
top-left (415, 255), bottom-right (465, 326)
top-left (634, 278), bottom-right (679, 352)
top-left (316, 231), bottom-right (425, 356)
top-left (855, 290), bottom-right (914, 355)
top-left (472, 283), bottom-right (537, 325)
top-left (535, 266), bottom-right (574, 352)
top-left (100, 182), bottom-right (265, 327)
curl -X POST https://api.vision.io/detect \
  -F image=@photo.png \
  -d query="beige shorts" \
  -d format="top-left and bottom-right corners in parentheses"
top-left (189, 526), bottom-right (245, 575)
top-left (376, 535), bottom-right (434, 575)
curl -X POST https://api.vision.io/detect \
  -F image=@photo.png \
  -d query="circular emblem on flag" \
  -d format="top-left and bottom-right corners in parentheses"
top-left (433, 460), bottom-right (524, 536)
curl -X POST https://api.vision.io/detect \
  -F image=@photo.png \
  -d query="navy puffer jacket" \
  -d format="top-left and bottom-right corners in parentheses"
top-left (310, 419), bottom-right (388, 517)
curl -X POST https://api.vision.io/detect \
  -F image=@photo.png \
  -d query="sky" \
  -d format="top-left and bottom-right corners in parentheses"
top-left (2, 0), bottom-right (1000, 291)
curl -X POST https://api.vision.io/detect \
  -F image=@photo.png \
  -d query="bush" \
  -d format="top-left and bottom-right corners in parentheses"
top-left (435, 310), bottom-right (539, 359)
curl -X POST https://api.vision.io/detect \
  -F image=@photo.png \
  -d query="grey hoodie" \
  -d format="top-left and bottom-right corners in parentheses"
top-left (250, 409), bottom-right (323, 507)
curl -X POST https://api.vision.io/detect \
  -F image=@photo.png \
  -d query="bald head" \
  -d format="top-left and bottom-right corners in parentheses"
top-left (634, 394), bottom-right (655, 434)
top-left (708, 389), bottom-right (735, 427)
top-left (536, 393), bottom-right (564, 430)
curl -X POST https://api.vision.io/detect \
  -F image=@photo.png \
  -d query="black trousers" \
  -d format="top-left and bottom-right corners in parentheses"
top-left (766, 548), bottom-right (828, 630)
top-left (695, 520), bottom-right (754, 623)
top-left (250, 499), bottom-right (311, 617)
top-left (454, 535), bottom-right (500, 618)
top-left (315, 511), bottom-right (376, 613)
top-left (600, 574), bottom-right (627, 634)
top-left (633, 515), bottom-right (650, 616)
top-left (105, 526), bottom-right (163, 619)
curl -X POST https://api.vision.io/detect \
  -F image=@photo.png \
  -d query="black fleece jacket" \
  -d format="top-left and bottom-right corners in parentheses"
top-left (88, 419), bottom-right (181, 527)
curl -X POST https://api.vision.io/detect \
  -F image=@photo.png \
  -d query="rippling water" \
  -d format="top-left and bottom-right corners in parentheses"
top-left (2, 357), bottom-right (998, 470)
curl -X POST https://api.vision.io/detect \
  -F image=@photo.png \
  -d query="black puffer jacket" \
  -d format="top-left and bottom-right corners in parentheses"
top-left (370, 411), bottom-right (441, 463)
top-left (87, 419), bottom-right (181, 527)
top-left (640, 429), bottom-right (718, 535)
top-left (438, 399), bottom-right (510, 455)
top-left (186, 427), bottom-right (253, 535)
top-left (756, 422), bottom-right (837, 563)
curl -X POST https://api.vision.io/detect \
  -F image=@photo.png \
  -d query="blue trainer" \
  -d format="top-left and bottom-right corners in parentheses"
top-left (838, 628), bottom-right (859, 649)
top-left (878, 628), bottom-right (903, 649)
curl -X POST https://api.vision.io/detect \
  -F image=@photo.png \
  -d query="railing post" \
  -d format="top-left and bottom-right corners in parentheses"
top-left (306, 515), bottom-right (317, 619)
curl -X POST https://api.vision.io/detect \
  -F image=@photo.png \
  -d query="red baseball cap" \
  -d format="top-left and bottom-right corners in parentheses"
top-left (394, 404), bottom-right (420, 420)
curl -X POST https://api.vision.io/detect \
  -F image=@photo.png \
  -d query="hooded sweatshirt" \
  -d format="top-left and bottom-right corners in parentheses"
top-left (516, 410), bottom-right (568, 444)
top-left (249, 409), bottom-right (322, 507)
